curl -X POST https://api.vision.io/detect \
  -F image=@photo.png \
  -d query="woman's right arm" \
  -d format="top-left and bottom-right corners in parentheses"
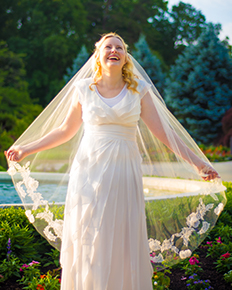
top-left (5, 99), bottom-right (83, 162)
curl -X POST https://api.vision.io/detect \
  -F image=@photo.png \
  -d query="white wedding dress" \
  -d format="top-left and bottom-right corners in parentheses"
top-left (60, 78), bottom-right (153, 290)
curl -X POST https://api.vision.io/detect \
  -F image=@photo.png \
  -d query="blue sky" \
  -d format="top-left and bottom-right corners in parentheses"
top-left (168, 0), bottom-right (232, 44)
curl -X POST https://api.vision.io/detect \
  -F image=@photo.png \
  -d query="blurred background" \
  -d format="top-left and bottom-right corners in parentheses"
top-left (1, 0), bottom-right (232, 170)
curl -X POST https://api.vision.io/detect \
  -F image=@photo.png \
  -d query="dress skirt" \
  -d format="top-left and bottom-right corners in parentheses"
top-left (60, 125), bottom-right (153, 290)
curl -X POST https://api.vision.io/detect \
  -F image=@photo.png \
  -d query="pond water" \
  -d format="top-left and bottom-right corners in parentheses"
top-left (0, 179), bottom-right (68, 204)
top-left (0, 180), bottom-right (21, 204)
top-left (0, 179), bottom-right (185, 205)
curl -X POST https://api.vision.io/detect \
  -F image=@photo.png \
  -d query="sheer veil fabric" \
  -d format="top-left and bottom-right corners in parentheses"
top-left (7, 53), bottom-right (226, 272)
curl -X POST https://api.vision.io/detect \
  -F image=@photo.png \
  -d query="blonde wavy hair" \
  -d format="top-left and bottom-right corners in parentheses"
top-left (90, 32), bottom-right (138, 93)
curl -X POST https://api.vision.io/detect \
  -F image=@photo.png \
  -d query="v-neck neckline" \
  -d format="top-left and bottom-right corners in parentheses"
top-left (94, 84), bottom-right (128, 109)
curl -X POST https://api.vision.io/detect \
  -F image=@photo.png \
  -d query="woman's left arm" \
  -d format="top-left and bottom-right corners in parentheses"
top-left (140, 92), bottom-right (219, 180)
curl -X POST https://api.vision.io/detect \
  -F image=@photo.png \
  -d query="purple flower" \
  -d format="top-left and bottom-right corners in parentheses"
top-left (187, 284), bottom-right (191, 287)
top-left (7, 238), bottom-right (11, 249)
top-left (6, 238), bottom-right (12, 260)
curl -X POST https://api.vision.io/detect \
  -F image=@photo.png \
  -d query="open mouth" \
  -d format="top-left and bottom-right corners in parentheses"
top-left (108, 55), bottom-right (120, 61)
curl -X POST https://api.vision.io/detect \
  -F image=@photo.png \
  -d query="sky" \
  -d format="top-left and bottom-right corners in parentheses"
top-left (167, 0), bottom-right (232, 44)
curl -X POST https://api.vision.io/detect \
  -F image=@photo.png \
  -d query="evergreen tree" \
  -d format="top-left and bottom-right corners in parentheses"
top-left (165, 24), bottom-right (232, 144)
top-left (64, 45), bottom-right (90, 83)
top-left (132, 34), bottom-right (166, 95)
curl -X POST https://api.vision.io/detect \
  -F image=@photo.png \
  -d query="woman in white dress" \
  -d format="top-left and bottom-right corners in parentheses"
top-left (5, 33), bottom-right (222, 290)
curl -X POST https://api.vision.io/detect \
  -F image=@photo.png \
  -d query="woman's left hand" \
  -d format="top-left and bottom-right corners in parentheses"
top-left (197, 162), bottom-right (220, 181)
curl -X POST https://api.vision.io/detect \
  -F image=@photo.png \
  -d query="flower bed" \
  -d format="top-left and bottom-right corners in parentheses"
top-left (199, 144), bottom-right (232, 162)
top-left (0, 181), bottom-right (231, 289)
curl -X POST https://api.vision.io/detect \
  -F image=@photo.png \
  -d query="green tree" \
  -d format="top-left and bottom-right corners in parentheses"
top-left (146, 1), bottom-right (207, 66)
top-left (0, 41), bottom-right (42, 169)
top-left (64, 45), bottom-right (90, 83)
top-left (164, 24), bottom-right (232, 144)
top-left (132, 34), bottom-right (166, 95)
top-left (81, 0), bottom-right (168, 49)
top-left (1, 0), bottom-right (88, 105)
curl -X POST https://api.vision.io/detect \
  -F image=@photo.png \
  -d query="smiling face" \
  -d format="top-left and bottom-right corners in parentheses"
top-left (98, 36), bottom-right (127, 72)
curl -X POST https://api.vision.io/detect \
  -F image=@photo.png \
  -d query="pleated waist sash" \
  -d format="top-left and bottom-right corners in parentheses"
top-left (84, 124), bottom-right (137, 141)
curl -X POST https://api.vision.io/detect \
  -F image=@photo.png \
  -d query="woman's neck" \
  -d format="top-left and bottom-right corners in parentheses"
top-left (99, 70), bottom-right (125, 89)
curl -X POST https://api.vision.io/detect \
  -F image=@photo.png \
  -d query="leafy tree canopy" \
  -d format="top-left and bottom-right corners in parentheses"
top-left (0, 41), bottom-right (42, 168)
top-left (1, 0), bottom-right (88, 105)
top-left (146, 1), bottom-right (207, 66)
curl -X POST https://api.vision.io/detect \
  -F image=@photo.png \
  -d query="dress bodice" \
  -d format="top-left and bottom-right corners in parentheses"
top-left (74, 78), bottom-right (151, 129)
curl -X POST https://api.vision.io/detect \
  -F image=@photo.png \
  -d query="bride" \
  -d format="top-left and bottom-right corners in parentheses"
top-left (5, 33), bottom-right (223, 290)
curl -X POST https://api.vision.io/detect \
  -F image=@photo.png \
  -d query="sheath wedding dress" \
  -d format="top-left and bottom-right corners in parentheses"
top-left (60, 78), bottom-right (153, 290)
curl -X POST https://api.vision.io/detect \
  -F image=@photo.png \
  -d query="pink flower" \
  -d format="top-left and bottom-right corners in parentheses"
top-left (189, 256), bottom-right (199, 265)
top-left (221, 252), bottom-right (230, 259)
top-left (206, 241), bottom-right (213, 247)
top-left (29, 260), bottom-right (40, 266)
top-left (20, 264), bottom-right (30, 271)
top-left (216, 237), bottom-right (222, 244)
top-left (150, 252), bottom-right (156, 257)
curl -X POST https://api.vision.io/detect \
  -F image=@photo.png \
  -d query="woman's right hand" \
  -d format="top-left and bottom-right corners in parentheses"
top-left (4, 145), bottom-right (27, 162)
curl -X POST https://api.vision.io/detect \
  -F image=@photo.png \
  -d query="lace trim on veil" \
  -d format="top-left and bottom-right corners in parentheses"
top-left (7, 160), bottom-right (225, 265)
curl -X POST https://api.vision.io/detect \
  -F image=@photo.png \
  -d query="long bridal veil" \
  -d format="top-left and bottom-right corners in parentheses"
top-left (7, 54), bottom-right (226, 268)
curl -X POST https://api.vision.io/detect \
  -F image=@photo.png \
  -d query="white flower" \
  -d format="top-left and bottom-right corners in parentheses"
top-left (198, 221), bottom-right (210, 235)
top-left (7, 165), bottom-right (17, 176)
top-left (214, 203), bottom-right (224, 216)
top-left (150, 253), bottom-right (164, 263)
top-left (25, 210), bottom-right (35, 223)
top-left (186, 212), bottom-right (200, 228)
top-left (179, 249), bottom-right (192, 259)
top-left (148, 238), bottom-right (161, 252)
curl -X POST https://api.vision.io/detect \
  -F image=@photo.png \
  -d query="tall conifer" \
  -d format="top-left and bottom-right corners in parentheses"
top-left (165, 24), bottom-right (232, 144)
top-left (132, 35), bottom-right (166, 95)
